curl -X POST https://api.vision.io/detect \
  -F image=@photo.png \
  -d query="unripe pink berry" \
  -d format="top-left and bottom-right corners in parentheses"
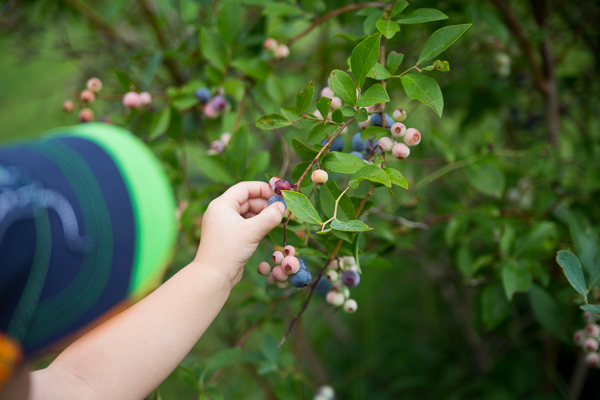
top-left (574, 330), bottom-right (586, 346)
top-left (332, 280), bottom-right (346, 292)
top-left (586, 352), bottom-right (600, 368)
top-left (282, 256), bottom-right (300, 274)
top-left (584, 338), bottom-right (599, 352)
top-left (330, 97), bottom-right (342, 110)
top-left (392, 143), bottom-right (410, 159)
top-left (326, 270), bottom-right (339, 282)
top-left (263, 38), bottom-right (278, 51)
top-left (86, 77), bottom-right (102, 92)
top-left (283, 245), bottom-right (295, 257)
top-left (275, 44), bottom-right (289, 59)
top-left (210, 140), bottom-right (225, 153)
top-left (80, 89), bottom-right (95, 103)
top-left (390, 122), bottom-right (406, 138)
top-left (320, 87), bottom-right (335, 99)
top-left (343, 299), bottom-right (357, 313)
top-left (404, 128), bottom-right (421, 146)
top-left (586, 324), bottom-right (600, 338)
top-left (277, 280), bottom-right (290, 289)
top-left (311, 169), bottom-right (328, 184)
top-left (266, 273), bottom-right (276, 285)
top-left (313, 109), bottom-right (323, 119)
top-left (393, 107), bottom-right (407, 122)
top-left (272, 251), bottom-right (284, 264)
top-left (272, 265), bottom-right (288, 281)
top-left (79, 108), bottom-right (94, 123)
top-left (203, 102), bottom-right (219, 119)
top-left (378, 136), bottom-right (393, 152)
top-left (63, 100), bottom-right (74, 113)
top-left (258, 262), bottom-right (271, 276)
top-left (123, 92), bottom-right (141, 108)
top-left (139, 92), bottom-right (152, 105)
top-left (220, 132), bottom-right (232, 145)
top-left (327, 291), bottom-right (346, 307)
top-left (358, 116), bottom-right (371, 130)
top-left (326, 259), bottom-right (339, 270)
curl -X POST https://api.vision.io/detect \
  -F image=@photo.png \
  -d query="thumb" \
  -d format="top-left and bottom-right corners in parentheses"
top-left (248, 202), bottom-right (286, 239)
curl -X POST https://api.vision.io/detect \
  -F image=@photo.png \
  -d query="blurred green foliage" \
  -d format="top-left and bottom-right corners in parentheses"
top-left (2, 0), bottom-right (600, 399)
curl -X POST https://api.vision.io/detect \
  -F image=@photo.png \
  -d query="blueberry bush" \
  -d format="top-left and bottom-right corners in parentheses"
top-left (3, 0), bottom-right (600, 399)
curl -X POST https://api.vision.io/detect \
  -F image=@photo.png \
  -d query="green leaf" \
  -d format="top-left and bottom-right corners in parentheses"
top-left (281, 191), bottom-right (323, 225)
top-left (143, 51), bottom-right (163, 86)
top-left (357, 84), bottom-right (390, 107)
top-left (331, 109), bottom-right (344, 124)
top-left (200, 28), bottom-right (227, 71)
top-left (367, 63), bottom-right (392, 80)
top-left (308, 123), bottom-right (338, 145)
top-left (351, 33), bottom-right (381, 88)
top-left (291, 138), bottom-right (318, 159)
top-left (391, 0), bottom-right (409, 17)
top-left (326, 179), bottom-right (356, 219)
top-left (330, 33), bottom-right (363, 42)
top-left (231, 58), bottom-right (269, 80)
top-left (316, 97), bottom-right (332, 120)
top-left (464, 161), bottom-right (505, 198)
top-left (322, 152), bottom-right (367, 174)
top-left (197, 155), bottom-right (236, 184)
top-left (384, 168), bottom-right (408, 189)
top-left (226, 127), bottom-right (249, 176)
top-left (481, 282), bottom-right (511, 330)
top-left (263, 2), bottom-right (302, 17)
top-left (397, 8), bottom-right (448, 24)
top-left (361, 126), bottom-right (391, 141)
top-left (167, 107), bottom-right (182, 140)
top-left (342, 106), bottom-right (357, 117)
top-left (331, 220), bottom-right (372, 232)
top-left (502, 261), bottom-right (532, 300)
top-left (256, 114), bottom-right (291, 130)
top-left (356, 108), bottom-right (368, 122)
top-left (218, 0), bottom-right (241, 46)
top-left (376, 19), bottom-right (400, 39)
top-left (266, 74), bottom-right (287, 104)
top-left (387, 51), bottom-right (404, 74)
top-left (581, 304), bottom-right (600, 313)
top-left (114, 70), bottom-right (135, 91)
top-left (514, 222), bottom-right (556, 256)
top-left (363, 10), bottom-right (385, 35)
top-left (281, 105), bottom-right (302, 121)
top-left (319, 183), bottom-right (352, 221)
top-left (418, 24), bottom-right (472, 64)
top-left (400, 74), bottom-right (444, 117)
top-left (529, 284), bottom-right (569, 342)
top-left (149, 107), bottom-right (171, 140)
top-left (202, 348), bottom-right (242, 380)
top-left (329, 70), bottom-right (357, 106)
top-left (295, 81), bottom-right (314, 114)
top-left (556, 250), bottom-right (587, 299)
top-left (242, 150), bottom-right (270, 181)
top-left (261, 334), bottom-right (279, 365)
top-left (292, 161), bottom-right (312, 188)
top-left (349, 165), bottom-right (391, 189)
top-left (422, 60), bottom-right (450, 72)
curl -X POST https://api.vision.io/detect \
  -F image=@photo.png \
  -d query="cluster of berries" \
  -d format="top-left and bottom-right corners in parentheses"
top-left (258, 246), bottom-right (312, 289)
top-left (122, 91), bottom-right (152, 109)
top-left (194, 86), bottom-right (230, 119)
top-left (574, 312), bottom-right (600, 367)
top-left (207, 132), bottom-right (232, 155)
top-left (363, 107), bottom-right (420, 160)
top-left (314, 257), bottom-right (359, 313)
top-left (313, 385), bottom-right (335, 400)
top-left (263, 38), bottom-right (290, 60)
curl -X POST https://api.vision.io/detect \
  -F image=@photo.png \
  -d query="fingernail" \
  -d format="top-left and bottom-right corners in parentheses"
top-left (275, 202), bottom-right (286, 214)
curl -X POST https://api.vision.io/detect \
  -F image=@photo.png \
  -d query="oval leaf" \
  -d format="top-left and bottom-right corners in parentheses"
top-left (418, 24), bottom-right (471, 64)
top-left (357, 84), bottom-right (390, 107)
top-left (331, 219), bottom-right (373, 232)
top-left (400, 74), bottom-right (444, 117)
top-left (281, 190), bottom-right (323, 225)
top-left (256, 113), bottom-right (291, 130)
top-left (291, 138), bottom-right (318, 159)
top-left (557, 250), bottom-right (587, 299)
top-left (295, 81), bottom-right (314, 114)
top-left (350, 33), bottom-right (381, 88)
top-left (384, 168), bottom-right (408, 189)
top-left (322, 152), bottom-right (367, 174)
top-left (376, 19), bottom-right (400, 39)
top-left (316, 96), bottom-right (332, 120)
top-left (397, 8), bottom-right (448, 24)
top-left (349, 165), bottom-right (391, 189)
top-left (330, 70), bottom-right (357, 106)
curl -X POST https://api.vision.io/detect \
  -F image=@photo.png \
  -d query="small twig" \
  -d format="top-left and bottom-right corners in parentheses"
top-left (320, 186), bottom-right (350, 231)
top-left (369, 208), bottom-right (429, 229)
top-left (356, 186), bottom-right (376, 217)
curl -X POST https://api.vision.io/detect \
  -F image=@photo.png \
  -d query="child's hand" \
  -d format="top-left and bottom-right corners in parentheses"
top-left (194, 181), bottom-right (286, 288)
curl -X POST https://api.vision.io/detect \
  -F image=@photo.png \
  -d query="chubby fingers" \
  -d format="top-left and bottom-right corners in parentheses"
top-left (239, 198), bottom-right (268, 216)
top-left (221, 181), bottom-right (274, 208)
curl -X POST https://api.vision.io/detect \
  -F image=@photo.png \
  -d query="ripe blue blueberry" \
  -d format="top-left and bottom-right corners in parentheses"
top-left (298, 258), bottom-right (308, 270)
top-left (315, 277), bottom-right (333, 296)
top-left (194, 87), bottom-right (211, 103)
top-left (322, 136), bottom-right (345, 152)
top-left (342, 270), bottom-right (360, 287)
top-left (289, 267), bottom-right (312, 287)
top-left (352, 133), bottom-right (368, 152)
top-left (385, 114), bottom-right (394, 128)
top-left (350, 151), bottom-right (364, 159)
top-left (370, 113), bottom-right (382, 127)
top-left (268, 195), bottom-right (287, 209)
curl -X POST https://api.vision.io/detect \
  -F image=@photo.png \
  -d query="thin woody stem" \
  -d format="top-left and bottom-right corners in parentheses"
top-left (320, 186), bottom-right (350, 231)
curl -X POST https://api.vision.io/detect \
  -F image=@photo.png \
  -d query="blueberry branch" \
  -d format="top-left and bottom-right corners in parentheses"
top-left (320, 186), bottom-right (350, 231)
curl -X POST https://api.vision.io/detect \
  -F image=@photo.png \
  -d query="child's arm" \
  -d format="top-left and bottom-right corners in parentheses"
top-left (28, 181), bottom-right (285, 400)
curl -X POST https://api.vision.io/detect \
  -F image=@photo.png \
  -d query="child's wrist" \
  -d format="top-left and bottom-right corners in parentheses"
top-left (190, 258), bottom-right (237, 292)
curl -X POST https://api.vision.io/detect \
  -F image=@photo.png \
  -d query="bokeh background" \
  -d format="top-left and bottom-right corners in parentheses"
top-left (2, 0), bottom-right (600, 399)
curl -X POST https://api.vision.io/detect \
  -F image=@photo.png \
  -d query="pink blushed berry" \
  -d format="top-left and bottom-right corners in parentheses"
top-left (263, 38), bottom-right (278, 51)
top-left (343, 299), bottom-right (357, 313)
top-left (326, 291), bottom-right (346, 307)
top-left (584, 338), bottom-right (599, 352)
top-left (80, 89), bottom-right (95, 103)
top-left (326, 259), bottom-right (339, 271)
top-left (63, 100), bottom-right (74, 113)
top-left (393, 107), bottom-right (407, 122)
top-left (123, 92), bottom-right (141, 108)
top-left (211, 95), bottom-right (228, 112)
top-left (586, 324), bottom-right (600, 338)
top-left (86, 77), bottom-right (102, 92)
top-left (210, 140), bottom-right (225, 154)
top-left (311, 169), bottom-right (328, 184)
top-left (275, 44), bottom-right (289, 59)
top-left (392, 143), bottom-right (410, 159)
top-left (320, 87), bottom-right (335, 99)
top-left (281, 256), bottom-right (300, 274)
top-left (266, 273), bottom-right (276, 285)
top-left (277, 280), bottom-right (290, 289)
top-left (390, 122), bottom-right (406, 138)
top-left (140, 92), bottom-right (152, 105)
top-left (258, 262), bottom-right (271, 276)
top-left (586, 352), bottom-right (600, 368)
top-left (79, 108), bottom-right (94, 123)
top-left (273, 180), bottom-right (291, 196)
top-left (220, 132), bottom-right (232, 145)
top-left (404, 128), bottom-right (421, 146)
top-left (330, 97), bottom-right (343, 110)
top-left (574, 330), bottom-right (586, 346)
top-left (272, 251), bottom-right (284, 264)
top-left (326, 270), bottom-right (339, 282)
top-left (358, 116), bottom-right (371, 130)
top-left (272, 265), bottom-right (288, 281)
top-left (283, 245), bottom-right (295, 257)
top-left (203, 102), bottom-right (219, 119)
top-left (313, 109), bottom-right (323, 119)
top-left (378, 137), bottom-right (393, 152)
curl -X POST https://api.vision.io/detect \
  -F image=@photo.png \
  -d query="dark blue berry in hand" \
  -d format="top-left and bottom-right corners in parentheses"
top-left (268, 195), bottom-right (287, 209)
top-left (194, 87), bottom-right (211, 103)
top-left (289, 268), bottom-right (312, 287)
top-left (315, 277), bottom-right (332, 296)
